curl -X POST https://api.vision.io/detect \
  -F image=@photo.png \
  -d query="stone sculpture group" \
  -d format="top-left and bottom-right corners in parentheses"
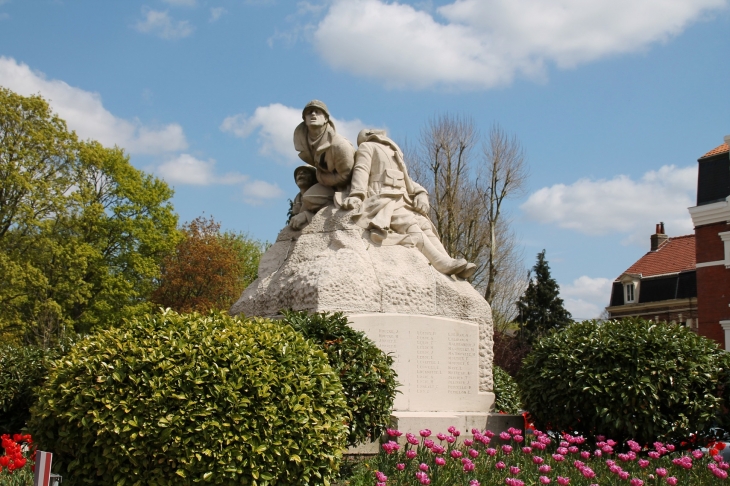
top-left (231, 100), bottom-right (496, 447)
top-left (290, 100), bottom-right (476, 279)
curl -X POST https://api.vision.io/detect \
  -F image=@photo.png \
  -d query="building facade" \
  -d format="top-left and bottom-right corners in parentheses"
top-left (606, 223), bottom-right (698, 327)
top-left (688, 136), bottom-right (730, 348)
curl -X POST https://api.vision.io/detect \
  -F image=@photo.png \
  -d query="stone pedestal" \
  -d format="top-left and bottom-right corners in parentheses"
top-left (348, 314), bottom-right (492, 412)
top-left (347, 314), bottom-right (494, 453)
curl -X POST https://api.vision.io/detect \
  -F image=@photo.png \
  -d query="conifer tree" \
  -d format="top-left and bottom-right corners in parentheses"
top-left (516, 249), bottom-right (572, 343)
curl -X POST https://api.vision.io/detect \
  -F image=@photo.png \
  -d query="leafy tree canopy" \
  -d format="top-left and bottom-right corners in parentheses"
top-left (516, 249), bottom-right (572, 343)
top-left (150, 215), bottom-right (265, 313)
top-left (0, 87), bottom-right (179, 345)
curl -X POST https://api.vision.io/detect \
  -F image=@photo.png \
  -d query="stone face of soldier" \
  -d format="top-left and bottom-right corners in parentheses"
top-left (304, 107), bottom-right (327, 132)
top-left (295, 168), bottom-right (316, 191)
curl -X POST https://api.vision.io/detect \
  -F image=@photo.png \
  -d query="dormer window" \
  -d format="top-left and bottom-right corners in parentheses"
top-left (625, 283), bottom-right (635, 303)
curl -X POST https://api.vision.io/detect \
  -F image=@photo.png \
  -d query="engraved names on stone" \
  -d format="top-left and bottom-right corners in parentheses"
top-left (348, 314), bottom-right (491, 413)
top-left (415, 330), bottom-right (440, 392)
top-left (377, 328), bottom-right (401, 370)
top-left (447, 331), bottom-right (474, 395)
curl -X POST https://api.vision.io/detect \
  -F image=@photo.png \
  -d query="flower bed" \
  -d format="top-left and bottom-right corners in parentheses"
top-left (354, 427), bottom-right (729, 485)
top-left (0, 434), bottom-right (34, 486)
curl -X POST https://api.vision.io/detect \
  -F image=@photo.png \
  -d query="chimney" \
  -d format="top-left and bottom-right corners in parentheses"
top-left (650, 222), bottom-right (668, 251)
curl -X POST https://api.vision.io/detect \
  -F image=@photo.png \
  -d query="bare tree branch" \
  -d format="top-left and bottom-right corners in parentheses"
top-left (407, 117), bottom-right (529, 333)
top-left (481, 124), bottom-right (529, 304)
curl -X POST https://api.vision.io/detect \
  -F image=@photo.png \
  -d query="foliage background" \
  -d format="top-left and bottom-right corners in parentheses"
top-left (0, 343), bottom-right (57, 434)
top-left (0, 88), bottom-right (178, 345)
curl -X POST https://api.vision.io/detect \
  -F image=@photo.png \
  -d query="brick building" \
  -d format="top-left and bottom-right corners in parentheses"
top-left (688, 137), bottom-right (730, 348)
top-left (607, 135), bottom-right (730, 349)
top-left (606, 224), bottom-right (698, 326)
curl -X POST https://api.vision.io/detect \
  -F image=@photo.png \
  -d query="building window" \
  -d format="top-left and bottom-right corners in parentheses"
top-left (625, 283), bottom-right (635, 303)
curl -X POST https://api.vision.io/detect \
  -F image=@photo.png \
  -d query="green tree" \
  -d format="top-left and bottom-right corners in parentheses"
top-left (0, 87), bottom-right (178, 345)
top-left (516, 249), bottom-right (572, 343)
top-left (151, 216), bottom-right (265, 313)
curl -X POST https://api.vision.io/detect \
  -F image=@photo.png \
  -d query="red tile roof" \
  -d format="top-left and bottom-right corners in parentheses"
top-left (618, 234), bottom-right (695, 279)
top-left (700, 143), bottom-right (729, 159)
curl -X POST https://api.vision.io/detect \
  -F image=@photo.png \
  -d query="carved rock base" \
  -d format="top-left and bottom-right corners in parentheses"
top-left (230, 205), bottom-right (494, 392)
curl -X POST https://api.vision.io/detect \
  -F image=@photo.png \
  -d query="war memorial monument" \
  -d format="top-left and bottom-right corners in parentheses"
top-left (230, 100), bottom-right (499, 449)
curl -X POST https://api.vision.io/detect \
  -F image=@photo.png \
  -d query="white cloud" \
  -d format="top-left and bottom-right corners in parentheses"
top-left (0, 57), bottom-right (187, 154)
top-left (135, 9), bottom-right (194, 40)
top-left (241, 180), bottom-right (284, 205)
top-left (210, 7), bottom-right (227, 22)
top-left (521, 164), bottom-right (696, 245)
top-left (310, 0), bottom-right (728, 89)
top-left (220, 103), bottom-right (366, 165)
top-left (156, 154), bottom-right (248, 185)
top-left (156, 154), bottom-right (283, 205)
top-left (560, 276), bottom-right (613, 319)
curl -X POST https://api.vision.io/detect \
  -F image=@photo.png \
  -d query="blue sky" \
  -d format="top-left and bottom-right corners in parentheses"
top-left (1, 0), bottom-right (728, 318)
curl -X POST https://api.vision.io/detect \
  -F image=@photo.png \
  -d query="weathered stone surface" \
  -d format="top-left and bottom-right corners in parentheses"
top-left (230, 204), bottom-right (494, 392)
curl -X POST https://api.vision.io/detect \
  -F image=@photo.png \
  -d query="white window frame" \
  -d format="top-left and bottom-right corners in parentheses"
top-left (625, 283), bottom-right (635, 303)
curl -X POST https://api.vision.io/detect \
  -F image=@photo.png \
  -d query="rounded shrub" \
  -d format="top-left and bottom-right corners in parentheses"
top-left (517, 318), bottom-right (730, 445)
top-left (281, 310), bottom-right (398, 447)
top-left (30, 310), bottom-right (349, 485)
top-left (0, 343), bottom-right (57, 434)
top-left (492, 365), bottom-right (522, 414)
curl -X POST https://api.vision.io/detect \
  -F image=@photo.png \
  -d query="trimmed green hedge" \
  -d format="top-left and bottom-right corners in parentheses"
top-left (30, 311), bottom-right (349, 485)
top-left (281, 310), bottom-right (398, 447)
top-left (492, 365), bottom-right (522, 414)
top-left (518, 318), bottom-right (730, 444)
